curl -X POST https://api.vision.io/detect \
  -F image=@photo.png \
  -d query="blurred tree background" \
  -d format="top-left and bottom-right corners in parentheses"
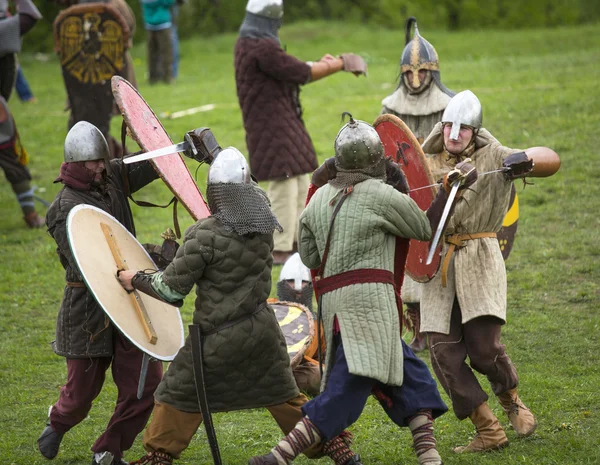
top-left (22, 0), bottom-right (600, 53)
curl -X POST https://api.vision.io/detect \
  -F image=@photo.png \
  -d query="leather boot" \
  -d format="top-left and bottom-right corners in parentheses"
top-left (37, 423), bottom-right (64, 459)
top-left (497, 388), bottom-right (537, 437)
top-left (453, 402), bottom-right (509, 453)
top-left (24, 211), bottom-right (45, 228)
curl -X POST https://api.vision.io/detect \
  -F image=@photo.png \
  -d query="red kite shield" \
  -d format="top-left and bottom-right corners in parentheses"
top-left (374, 114), bottom-right (440, 282)
top-left (111, 76), bottom-right (210, 221)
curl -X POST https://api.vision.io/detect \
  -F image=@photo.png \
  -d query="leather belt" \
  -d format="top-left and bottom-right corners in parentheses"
top-left (66, 281), bottom-right (86, 288)
top-left (441, 232), bottom-right (497, 288)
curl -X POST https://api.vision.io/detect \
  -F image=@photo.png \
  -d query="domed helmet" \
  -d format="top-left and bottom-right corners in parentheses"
top-left (400, 17), bottom-right (439, 91)
top-left (441, 90), bottom-right (483, 140)
top-left (277, 253), bottom-right (314, 311)
top-left (207, 147), bottom-right (251, 185)
top-left (245, 0), bottom-right (283, 19)
top-left (334, 113), bottom-right (384, 170)
top-left (64, 121), bottom-right (111, 174)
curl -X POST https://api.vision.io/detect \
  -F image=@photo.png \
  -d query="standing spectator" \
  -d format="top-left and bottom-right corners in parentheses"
top-left (234, 0), bottom-right (367, 264)
top-left (15, 64), bottom-right (36, 102)
top-left (170, 0), bottom-right (185, 80)
top-left (140, 0), bottom-right (174, 84)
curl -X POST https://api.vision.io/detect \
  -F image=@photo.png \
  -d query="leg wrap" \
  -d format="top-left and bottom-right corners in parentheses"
top-left (131, 451), bottom-right (173, 464)
top-left (408, 410), bottom-right (437, 458)
top-left (322, 430), bottom-right (355, 465)
top-left (272, 417), bottom-right (322, 465)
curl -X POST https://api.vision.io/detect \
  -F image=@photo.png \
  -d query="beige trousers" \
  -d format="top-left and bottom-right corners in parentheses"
top-left (267, 174), bottom-right (310, 252)
top-left (143, 394), bottom-right (323, 459)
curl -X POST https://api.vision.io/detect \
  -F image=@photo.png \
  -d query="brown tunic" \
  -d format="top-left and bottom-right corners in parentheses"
top-left (234, 37), bottom-right (317, 181)
top-left (420, 123), bottom-right (520, 334)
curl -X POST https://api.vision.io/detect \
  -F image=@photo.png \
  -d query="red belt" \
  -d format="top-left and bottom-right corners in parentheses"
top-left (315, 268), bottom-right (403, 330)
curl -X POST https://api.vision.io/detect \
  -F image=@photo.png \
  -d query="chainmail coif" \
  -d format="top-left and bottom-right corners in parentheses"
top-left (207, 182), bottom-right (283, 235)
top-left (329, 157), bottom-right (387, 189)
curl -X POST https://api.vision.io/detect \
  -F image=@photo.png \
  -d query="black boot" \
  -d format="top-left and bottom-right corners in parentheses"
top-left (37, 423), bottom-right (64, 459)
top-left (345, 455), bottom-right (363, 465)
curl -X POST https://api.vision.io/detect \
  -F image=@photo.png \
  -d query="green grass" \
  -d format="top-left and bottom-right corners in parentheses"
top-left (1, 20), bottom-right (599, 465)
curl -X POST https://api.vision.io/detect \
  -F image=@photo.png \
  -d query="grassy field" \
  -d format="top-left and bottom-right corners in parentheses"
top-left (1, 20), bottom-right (599, 465)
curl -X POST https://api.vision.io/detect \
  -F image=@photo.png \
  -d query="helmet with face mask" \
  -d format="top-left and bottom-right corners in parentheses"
top-left (400, 17), bottom-right (440, 93)
top-left (441, 90), bottom-right (482, 141)
top-left (277, 253), bottom-right (314, 311)
top-left (64, 121), bottom-right (112, 174)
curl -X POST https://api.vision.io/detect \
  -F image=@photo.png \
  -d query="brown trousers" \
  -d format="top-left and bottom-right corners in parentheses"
top-left (427, 299), bottom-right (519, 420)
top-left (144, 394), bottom-right (322, 459)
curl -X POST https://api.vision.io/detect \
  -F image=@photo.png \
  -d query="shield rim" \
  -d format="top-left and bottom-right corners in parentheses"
top-left (111, 75), bottom-right (210, 221)
top-left (66, 204), bottom-right (185, 361)
top-left (373, 113), bottom-right (441, 282)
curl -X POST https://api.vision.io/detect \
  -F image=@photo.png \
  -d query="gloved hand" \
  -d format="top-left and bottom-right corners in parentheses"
top-left (183, 128), bottom-right (222, 164)
top-left (311, 157), bottom-right (337, 187)
top-left (502, 151), bottom-right (533, 180)
top-left (443, 159), bottom-right (478, 193)
top-left (385, 158), bottom-right (410, 194)
top-left (339, 54), bottom-right (368, 77)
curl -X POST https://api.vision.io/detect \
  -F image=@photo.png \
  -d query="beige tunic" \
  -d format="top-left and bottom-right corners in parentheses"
top-left (420, 123), bottom-right (520, 334)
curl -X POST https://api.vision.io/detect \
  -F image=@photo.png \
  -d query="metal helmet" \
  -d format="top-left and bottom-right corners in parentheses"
top-left (400, 17), bottom-right (439, 89)
top-left (207, 147), bottom-right (251, 185)
top-left (334, 113), bottom-right (384, 170)
top-left (245, 0), bottom-right (283, 19)
top-left (279, 253), bottom-right (310, 291)
top-left (64, 121), bottom-right (110, 166)
top-left (277, 253), bottom-right (314, 310)
top-left (441, 90), bottom-right (483, 140)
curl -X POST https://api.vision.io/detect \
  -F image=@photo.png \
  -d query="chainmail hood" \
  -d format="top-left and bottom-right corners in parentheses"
top-left (239, 11), bottom-right (281, 41)
top-left (207, 182), bottom-right (283, 235)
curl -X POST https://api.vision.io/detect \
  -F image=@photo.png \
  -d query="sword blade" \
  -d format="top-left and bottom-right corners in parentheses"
top-left (137, 352), bottom-right (150, 400)
top-left (123, 141), bottom-right (191, 164)
top-left (426, 182), bottom-right (460, 265)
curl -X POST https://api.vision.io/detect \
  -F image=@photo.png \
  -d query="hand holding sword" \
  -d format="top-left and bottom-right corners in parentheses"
top-left (426, 159), bottom-right (478, 265)
top-left (123, 127), bottom-right (222, 165)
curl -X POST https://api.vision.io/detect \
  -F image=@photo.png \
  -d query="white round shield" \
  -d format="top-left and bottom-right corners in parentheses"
top-left (66, 204), bottom-right (184, 361)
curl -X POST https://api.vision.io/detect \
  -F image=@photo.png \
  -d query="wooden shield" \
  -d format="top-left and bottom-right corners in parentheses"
top-left (272, 301), bottom-right (315, 368)
top-left (498, 185), bottom-right (519, 260)
top-left (67, 205), bottom-right (185, 361)
top-left (112, 76), bottom-right (210, 221)
top-left (54, 3), bottom-right (130, 137)
top-left (374, 114), bottom-right (440, 282)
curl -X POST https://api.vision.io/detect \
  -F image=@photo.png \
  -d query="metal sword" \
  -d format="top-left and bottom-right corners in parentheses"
top-left (426, 181), bottom-right (461, 265)
top-left (123, 140), bottom-right (192, 164)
